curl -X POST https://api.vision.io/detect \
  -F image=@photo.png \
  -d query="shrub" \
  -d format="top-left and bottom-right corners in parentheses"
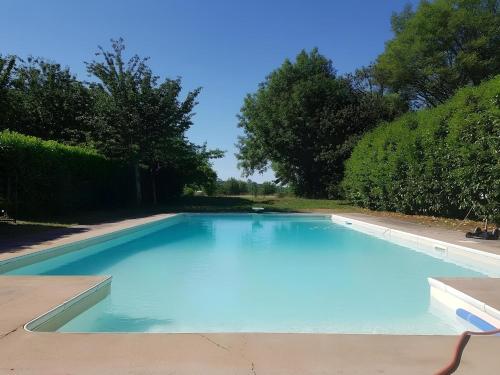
top-left (342, 76), bottom-right (500, 222)
top-left (0, 131), bottom-right (132, 218)
top-left (182, 186), bottom-right (195, 197)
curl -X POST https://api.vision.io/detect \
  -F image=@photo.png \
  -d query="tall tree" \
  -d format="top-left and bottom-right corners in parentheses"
top-left (86, 38), bottom-right (152, 204)
top-left (237, 49), bottom-right (404, 198)
top-left (86, 38), bottom-right (221, 204)
top-left (375, 0), bottom-right (500, 107)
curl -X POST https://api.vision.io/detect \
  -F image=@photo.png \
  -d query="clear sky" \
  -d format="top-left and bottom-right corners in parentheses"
top-left (2, 0), bottom-right (418, 182)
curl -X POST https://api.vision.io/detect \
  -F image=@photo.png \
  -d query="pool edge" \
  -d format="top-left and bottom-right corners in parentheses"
top-left (330, 214), bottom-right (500, 276)
top-left (428, 277), bottom-right (500, 329)
top-left (0, 213), bottom-right (181, 274)
top-left (24, 276), bottom-right (112, 332)
top-left (7, 213), bottom-right (500, 335)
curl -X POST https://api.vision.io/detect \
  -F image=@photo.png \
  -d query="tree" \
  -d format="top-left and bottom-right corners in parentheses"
top-left (237, 49), bottom-right (404, 198)
top-left (170, 143), bottom-right (223, 198)
top-left (0, 57), bottom-right (90, 143)
top-left (0, 55), bottom-right (16, 126)
top-left (86, 38), bottom-right (220, 204)
top-left (261, 181), bottom-right (277, 195)
top-left (375, 0), bottom-right (500, 107)
top-left (0, 55), bottom-right (15, 92)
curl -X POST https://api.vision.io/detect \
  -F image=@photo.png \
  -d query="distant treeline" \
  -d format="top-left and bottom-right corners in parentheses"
top-left (0, 39), bottom-right (222, 219)
top-left (212, 178), bottom-right (289, 196)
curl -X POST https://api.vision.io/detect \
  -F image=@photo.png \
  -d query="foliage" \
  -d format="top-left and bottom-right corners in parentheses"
top-left (216, 178), bottom-right (283, 196)
top-left (374, 0), bottom-right (500, 107)
top-left (237, 49), bottom-right (405, 198)
top-left (261, 181), bottom-right (277, 195)
top-left (0, 57), bottom-right (91, 144)
top-left (85, 39), bottom-right (222, 204)
top-left (0, 39), bottom-right (221, 214)
top-left (217, 178), bottom-right (250, 195)
top-left (0, 55), bottom-right (15, 126)
top-left (156, 195), bottom-right (354, 213)
top-left (174, 144), bottom-right (224, 197)
top-left (342, 76), bottom-right (500, 222)
top-left (0, 131), bottom-right (131, 218)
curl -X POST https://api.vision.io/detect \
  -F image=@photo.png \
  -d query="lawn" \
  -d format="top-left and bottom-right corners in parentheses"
top-left (161, 195), bottom-right (358, 213)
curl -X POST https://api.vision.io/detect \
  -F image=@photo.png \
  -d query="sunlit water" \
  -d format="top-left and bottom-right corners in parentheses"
top-left (7, 214), bottom-right (483, 333)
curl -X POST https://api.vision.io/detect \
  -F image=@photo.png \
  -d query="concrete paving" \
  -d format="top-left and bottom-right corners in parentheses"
top-left (437, 277), bottom-right (500, 312)
top-left (1, 212), bottom-right (500, 374)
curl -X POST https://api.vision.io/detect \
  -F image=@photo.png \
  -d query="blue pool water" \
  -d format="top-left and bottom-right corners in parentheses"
top-left (6, 214), bottom-right (484, 333)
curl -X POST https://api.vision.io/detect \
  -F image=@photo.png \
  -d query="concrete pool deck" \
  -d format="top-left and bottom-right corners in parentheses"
top-left (1, 212), bottom-right (500, 374)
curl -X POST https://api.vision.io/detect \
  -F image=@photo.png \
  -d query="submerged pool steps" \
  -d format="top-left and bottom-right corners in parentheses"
top-left (25, 276), bottom-right (112, 332)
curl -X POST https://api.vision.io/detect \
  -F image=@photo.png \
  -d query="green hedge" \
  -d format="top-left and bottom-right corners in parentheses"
top-left (342, 76), bottom-right (500, 221)
top-left (0, 131), bottom-right (132, 218)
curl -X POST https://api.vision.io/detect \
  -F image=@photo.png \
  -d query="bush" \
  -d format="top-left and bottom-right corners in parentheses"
top-left (0, 131), bottom-right (132, 218)
top-left (342, 76), bottom-right (500, 222)
top-left (182, 186), bottom-right (195, 197)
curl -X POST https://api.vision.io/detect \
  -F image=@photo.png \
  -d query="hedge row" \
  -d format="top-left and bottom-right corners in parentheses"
top-left (342, 76), bottom-right (500, 221)
top-left (0, 131), bottom-right (133, 218)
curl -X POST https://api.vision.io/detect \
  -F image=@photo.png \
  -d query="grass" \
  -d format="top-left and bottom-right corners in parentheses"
top-left (162, 195), bottom-right (358, 213)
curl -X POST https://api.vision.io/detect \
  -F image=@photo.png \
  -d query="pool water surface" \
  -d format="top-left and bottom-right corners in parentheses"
top-left (6, 214), bottom-right (484, 333)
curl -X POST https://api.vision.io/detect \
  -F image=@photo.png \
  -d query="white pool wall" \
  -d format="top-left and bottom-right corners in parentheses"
top-left (330, 214), bottom-right (500, 277)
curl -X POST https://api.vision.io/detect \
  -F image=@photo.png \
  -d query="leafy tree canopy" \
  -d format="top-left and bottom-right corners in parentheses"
top-left (375, 0), bottom-right (500, 107)
top-left (0, 57), bottom-right (90, 144)
top-left (237, 49), bottom-right (405, 198)
top-left (85, 39), bottom-right (223, 203)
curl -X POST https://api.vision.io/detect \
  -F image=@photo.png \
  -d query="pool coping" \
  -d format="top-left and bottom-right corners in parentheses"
top-left (0, 213), bottom-right (180, 273)
top-left (429, 277), bottom-right (500, 328)
top-left (24, 276), bottom-right (112, 332)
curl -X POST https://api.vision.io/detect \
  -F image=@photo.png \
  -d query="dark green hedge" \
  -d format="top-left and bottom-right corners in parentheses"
top-left (0, 131), bottom-right (132, 218)
top-left (342, 76), bottom-right (500, 221)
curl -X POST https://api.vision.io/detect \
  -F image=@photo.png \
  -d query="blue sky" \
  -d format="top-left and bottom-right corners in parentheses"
top-left (2, 0), bottom-right (418, 182)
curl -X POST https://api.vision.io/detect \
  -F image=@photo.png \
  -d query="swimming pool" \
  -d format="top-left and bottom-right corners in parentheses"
top-left (4, 214), bottom-right (486, 334)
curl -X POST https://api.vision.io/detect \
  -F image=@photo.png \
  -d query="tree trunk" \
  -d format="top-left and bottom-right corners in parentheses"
top-left (133, 162), bottom-right (142, 206)
top-left (151, 170), bottom-right (158, 205)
